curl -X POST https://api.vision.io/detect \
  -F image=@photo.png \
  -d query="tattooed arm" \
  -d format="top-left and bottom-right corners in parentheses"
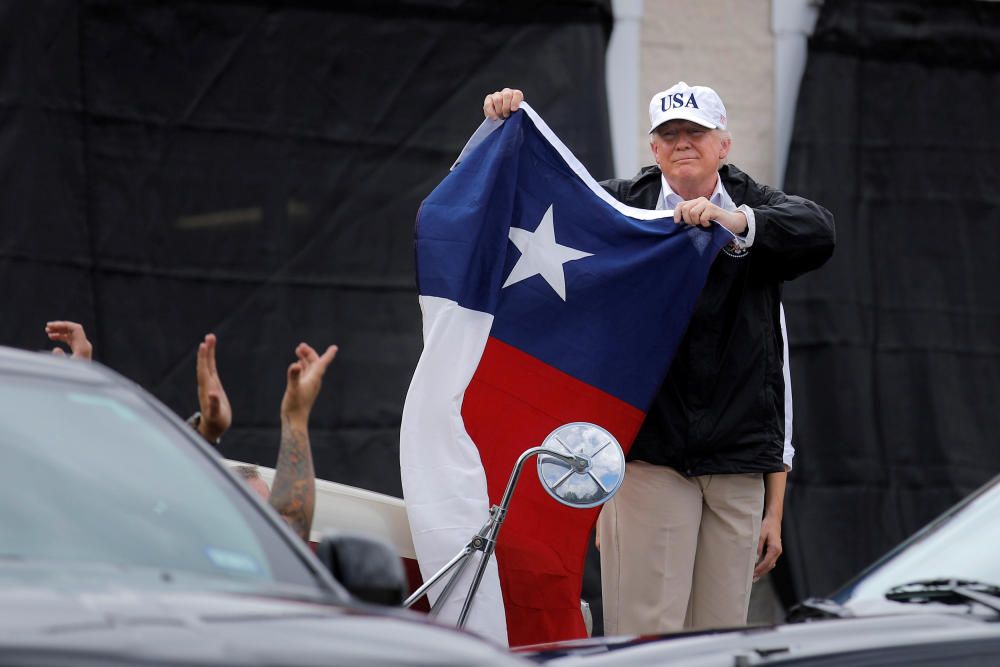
top-left (270, 342), bottom-right (338, 541)
top-left (271, 414), bottom-right (315, 541)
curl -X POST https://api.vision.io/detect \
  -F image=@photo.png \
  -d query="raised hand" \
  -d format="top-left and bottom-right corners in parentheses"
top-left (484, 88), bottom-right (524, 120)
top-left (195, 333), bottom-right (232, 443)
top-left (280, 343), bottom-right (338, 425)
top-left (46, 321), bottom-right (93, 360)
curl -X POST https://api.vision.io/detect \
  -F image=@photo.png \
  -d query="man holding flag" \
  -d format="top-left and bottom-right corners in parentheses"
top-left (486, 83), bottom-right (835, 636)
top-left (401, 80), bottom-right (832, 647)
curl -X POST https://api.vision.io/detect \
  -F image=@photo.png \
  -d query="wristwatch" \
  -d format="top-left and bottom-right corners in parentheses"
top-left (186, 411), bottom-right (222, 446)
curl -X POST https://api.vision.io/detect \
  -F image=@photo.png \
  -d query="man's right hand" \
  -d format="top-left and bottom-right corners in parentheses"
top-left (484, 88), bottom-right (524, 120)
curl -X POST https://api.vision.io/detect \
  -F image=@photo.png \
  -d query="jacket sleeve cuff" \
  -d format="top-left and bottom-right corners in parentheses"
top-left (731, 204), bottom-right (756, 249)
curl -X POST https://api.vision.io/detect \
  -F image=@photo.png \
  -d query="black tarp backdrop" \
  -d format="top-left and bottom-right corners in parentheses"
top-left (780, 0), bottom-right (1000, 603)
top-left (1, 0), bottom-right (614, 635)
top-left (0, 0), bottom-right (612, 493)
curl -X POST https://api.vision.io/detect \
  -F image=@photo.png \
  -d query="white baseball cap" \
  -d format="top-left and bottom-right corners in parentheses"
top-left (648, 81), bottom-right (728, 133)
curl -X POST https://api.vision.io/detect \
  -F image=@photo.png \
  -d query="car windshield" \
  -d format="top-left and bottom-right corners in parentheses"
top-left (0, 371), bottom-right (327, 598)
top-left (833, 477), bottom-right (1000, 609)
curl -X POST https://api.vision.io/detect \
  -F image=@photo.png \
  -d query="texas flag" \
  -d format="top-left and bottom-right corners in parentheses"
top-left (400, 104), bottom-right (731, 646)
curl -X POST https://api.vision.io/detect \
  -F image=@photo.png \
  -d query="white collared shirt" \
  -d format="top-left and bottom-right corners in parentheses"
top-left (656, 174), bottom-right (757, 248)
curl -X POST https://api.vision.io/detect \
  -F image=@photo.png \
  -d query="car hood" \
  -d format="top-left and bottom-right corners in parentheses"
top-left (520, 612), bottom-right (1000, 665)
top-left (0, 568), bottom-right (522, 666)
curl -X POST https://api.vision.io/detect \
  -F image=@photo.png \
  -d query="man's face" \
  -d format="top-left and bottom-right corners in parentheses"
top-left (650, 120), bottom-right (730, 189)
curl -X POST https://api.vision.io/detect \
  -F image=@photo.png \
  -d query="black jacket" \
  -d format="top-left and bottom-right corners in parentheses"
top-left (601, 164), bottom-right (835, 476)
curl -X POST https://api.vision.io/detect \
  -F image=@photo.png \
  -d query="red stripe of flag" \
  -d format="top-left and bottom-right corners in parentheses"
top-left (461, 336), bottom-right (645, 646)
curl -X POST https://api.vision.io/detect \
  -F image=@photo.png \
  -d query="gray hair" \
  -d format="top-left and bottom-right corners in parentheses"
top-left (718, 128), bottom-right (732, 164)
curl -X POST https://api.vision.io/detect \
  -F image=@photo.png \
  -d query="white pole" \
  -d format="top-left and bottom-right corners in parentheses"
top-left (606, 0), bottom-right (644, 178)
top-left (772, 0), bottom-right (820, 187)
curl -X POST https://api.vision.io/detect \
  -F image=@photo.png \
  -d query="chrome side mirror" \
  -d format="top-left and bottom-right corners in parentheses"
top-left (536, 422), bottom-right (625, 508)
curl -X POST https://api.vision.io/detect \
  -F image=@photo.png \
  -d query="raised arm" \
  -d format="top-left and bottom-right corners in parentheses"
top-left (270, 342), bottom-right (338, 541)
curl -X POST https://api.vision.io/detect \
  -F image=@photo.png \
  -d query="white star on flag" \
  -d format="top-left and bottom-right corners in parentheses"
top-left (502, 204), bottom-right (593, 301)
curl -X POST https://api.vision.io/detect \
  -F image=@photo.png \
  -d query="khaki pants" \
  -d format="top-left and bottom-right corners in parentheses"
top-left (597, 461), bottom-right (764, 635)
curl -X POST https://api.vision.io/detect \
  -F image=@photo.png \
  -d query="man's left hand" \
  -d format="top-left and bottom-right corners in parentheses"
top-left (754, 513), bottom-right (783, 582)
top-left (673, 197), bottom-right (748, 235)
